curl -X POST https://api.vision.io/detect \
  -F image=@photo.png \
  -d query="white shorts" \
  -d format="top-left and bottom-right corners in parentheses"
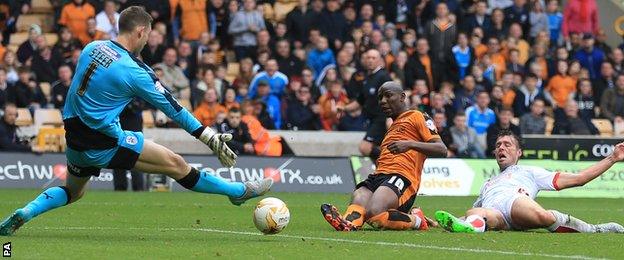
top-left (480, 193), bottom-right (524, 230)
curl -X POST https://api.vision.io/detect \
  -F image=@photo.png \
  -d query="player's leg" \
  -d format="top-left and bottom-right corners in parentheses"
top-left (509, 196), bottom-right (613, 233)
top-left (0, 167), bottom-right (92, 236)
top-left (365, 186), bottom-right (427, 230)
top-left (321, 187), bottom-right (372, 231)
top-left (435, 207), bottom-right (506, 233)
top-left (133, 139), bottom-right (271, 205)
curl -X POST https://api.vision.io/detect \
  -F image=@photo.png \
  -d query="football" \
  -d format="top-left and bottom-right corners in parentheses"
top-left (253, 197), bottom-right (290, 234)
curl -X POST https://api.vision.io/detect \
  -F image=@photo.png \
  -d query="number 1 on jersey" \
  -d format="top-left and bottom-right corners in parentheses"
top-left (78, 62), bottom-right (98, 96)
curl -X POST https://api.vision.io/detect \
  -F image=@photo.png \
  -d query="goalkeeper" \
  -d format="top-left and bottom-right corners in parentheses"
top-left (0, 6), bottom-right (272, 236)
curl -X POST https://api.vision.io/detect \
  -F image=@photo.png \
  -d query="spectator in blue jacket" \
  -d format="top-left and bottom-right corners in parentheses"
top-left (248, 59), bottom-right (289, 99)
top-left (575, 34), bottom-right (605, 80)
top-left (306, 36), bottom-right (336, 80)
top-left (255, 81), bottom-right (282, 129)
top-left (465, 90), bottom-right (496, 150)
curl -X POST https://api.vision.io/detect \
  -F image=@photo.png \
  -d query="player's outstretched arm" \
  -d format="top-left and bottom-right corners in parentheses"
top-left (387, 139), bottom-right (448, 157)
top-left (555, 142), bottom-right (624, 190)
top-left (130, 68), bottom-right (237, 167)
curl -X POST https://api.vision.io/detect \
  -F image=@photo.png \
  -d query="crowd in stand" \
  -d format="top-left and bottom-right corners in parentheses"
top-left (0, 0), bottom-right (623, 158)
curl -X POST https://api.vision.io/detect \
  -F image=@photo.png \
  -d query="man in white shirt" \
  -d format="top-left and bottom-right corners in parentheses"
top-left (95, 0), bottom-right (120, 40)
top-left (435, 129), bottom-right (624, 233)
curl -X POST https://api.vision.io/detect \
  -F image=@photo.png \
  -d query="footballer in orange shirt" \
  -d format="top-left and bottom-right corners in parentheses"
top-left (321, 81), bottom-right (447, 231)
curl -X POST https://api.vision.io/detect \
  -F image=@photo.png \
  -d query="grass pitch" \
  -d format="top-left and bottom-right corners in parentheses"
top-left (1, 189), bottom-right (623, 259)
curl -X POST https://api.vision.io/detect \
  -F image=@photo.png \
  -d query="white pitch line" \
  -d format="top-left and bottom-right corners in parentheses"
top-left (27, 226), bottom-right (608, 260)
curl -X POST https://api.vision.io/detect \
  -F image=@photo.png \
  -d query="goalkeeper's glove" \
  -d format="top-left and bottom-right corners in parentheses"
top-left (198, 127), bottom-right (237, 168)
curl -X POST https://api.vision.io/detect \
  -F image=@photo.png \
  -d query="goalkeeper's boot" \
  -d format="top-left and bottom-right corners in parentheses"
top-left (229, 178), bottom-right (274, 206)
top-left (320, 203), bottom-right (356, 231)
top-left (0, 209), bottom-right (29, 236)
top-left (595, 222), bottom-right (624, 233)
top-left (435, 210), bottom-right (477, 233)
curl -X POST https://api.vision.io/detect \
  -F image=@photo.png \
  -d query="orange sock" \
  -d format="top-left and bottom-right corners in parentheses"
top-left (343, 204), bottom-right (366, 229)
top-left (367, 210), bottom-right (422, 230)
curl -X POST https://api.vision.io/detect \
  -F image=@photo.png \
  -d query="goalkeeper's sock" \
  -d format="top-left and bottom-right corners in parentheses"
top-left (343, 204), bottom-right (366, 229)
top-left (367, 210), bottom-right (422, 230)
top-left (20, 186), bottom-right (71, 221)
top-left (547, 210), bottom-right (596, 233)
top-left (176, 168), bottom-right (245, 197)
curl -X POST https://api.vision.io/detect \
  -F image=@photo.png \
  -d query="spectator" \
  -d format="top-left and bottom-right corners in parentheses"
top-left (488, 8), bottom-right (508, 39)
top-left (428, 92), bottom-right (455, 125)
top-left (284, 86), bottom-right (321, 130)
top-left (546, 0), bottom-right (563, 46)
top-left (384, 23), bottom-right (402, 56)
top-left (0, 103), bottom-right (32, 152)
top-left (545, 60), bottom-right (577, 108)
top-left (232, 57), bottom-right (254, 90)
top-left (16, 25), bottom-right (43, 64)
top-left (520, 98), bottom-right (546, 135)
top-left (513, 73), bottom-right (546, 116)
top-left (425, 2), bottom-right (456, 86)
top-left (611, 48), bottom-right (624, 74)
top-left (53, 27), bottom-right (82, 65)
top-left (454, 75), bottom-right (480, 110)
top-left (275, 39), bottom-right (304, 78)
top-left (306, 36), bottom-right (336, 80)
top-left (255, 29), bottom-right (272, 56)
top-left (562, 0), bottom-right (599, 40)
top-left (239, 101), bottom-right (282, 156)
top-left (319, 0), bottom-right (348, 50)
top-left (285, 0), bottom-right (319, 47)
top-left (574, 79), bottom-right (596, 119)
top-left (506, 48), bottom-right (525, 75)
top-left (451, 32), bottom-right (475, 81)
top-left (31, 45), bottom-right (63, 84)
top-left (3, 51), bottom-right (19, 84)
top-left (574, 34), bottom-right (605, 80)
top-left (222, 87), bottom-right (239, 111)
top-left (503, 0), bottom-right (530, 36)
top-left (547, 46), bottom-right (569, 77)
top-left (593, 62), bottom-right (616, 104)
top-left (432, 111), bottom-right (455, 157)
top-left (228, 0), bottom-right (265, 61)
top-left (405, 38), bottom-right (434, 90)
top-left (486, 108), bottom-right (521, 156)
top-left (140, 31), bottom-right (165, 67)
top-left (177, 41), bottom-right (196, 79)
top-left (488, 0), bottom-right (514, 12)
top-left (318, 80), bottom-right (349, 130)
top-left (0, 67), bottom-right (11, 108)
top-left (193, 87), bottom-right (227, 126)
top-left (59, 0), bottom-right (96, 45)
top-left (248, 59), bottom-right (289, 99)
top-left (552, 99), bottom-right (598, 135)
top-left (528, 1), bottom-right (548, 41)
top-left (500, 72), bottom-right (517, 108)
top-left (82, 17), bottom-right (107, 45)
top-left (600, 74), bottom-right (624, 123)
top-left (252, 99), bottom-right (276, 130)
top-left (489, 85), bottom-right (505, 113)
top-left (173, 0), bottom-right (209, 42)
top-left (464, 0), bottom-right (492, 34)
top-left (153, 48), bottom-right (190, 99)
top-left (95, 0), bottom-right (120, 40)
top-left (465, 90), bottom-right (496, 150)
top-left (216, 108), bottom-right (254, 155)
top-left (450, 112), bottom-right (485, 158)
top-left (195, 68), bottom-right (226, 102)
top-left (485, 37), bottom-right (507, 81)
top-left (389, 51), bottom-right (408, 87)
top-left (508, 24), bottom-right (530, 65)
top-left (255, 81), bottom-right (281, 129)
top-left (207, 0), bottom-right (230, 46)
top-left (471, 64), bottom-right (493, 92)
top-left (51, 65), bottom-right (72, 110)
top-left (7, 67), bottom-right (46, 109)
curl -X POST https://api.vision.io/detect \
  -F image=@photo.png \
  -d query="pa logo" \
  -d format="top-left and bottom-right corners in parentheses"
top-left (2, 242), bottom-right (10, 257)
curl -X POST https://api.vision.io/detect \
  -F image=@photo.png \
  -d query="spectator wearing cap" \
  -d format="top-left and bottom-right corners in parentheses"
top-left (16, 25), bottom-right (43, 64)
top-left (193, 87), bottom-right (227, 127)
top-left (95, 0), bottom-right (120, 40)
top-left (562, 0), bottom-right (599, 40)
top-left (228, 0), bottom-right (265, 61)
top-left (248, 59), bottom-right (289, 100)
top-left (254, 81), bottom-right (282, 129)
top-left (59, 0), bottom-right (95, 45)
top-left (574, 34), bottom-right (605, 80)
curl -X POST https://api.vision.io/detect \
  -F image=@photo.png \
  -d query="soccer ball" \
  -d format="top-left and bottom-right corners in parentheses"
top-left (253, 197), bottom-right (290, 234)
top-left (465, 215), bottom-right (486, 233)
